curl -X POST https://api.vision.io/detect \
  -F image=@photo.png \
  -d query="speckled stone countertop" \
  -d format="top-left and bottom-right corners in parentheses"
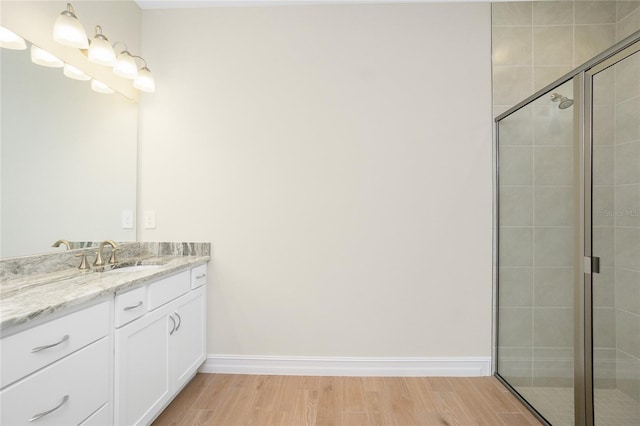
top-left (0, 242), bottom-right (210, 332)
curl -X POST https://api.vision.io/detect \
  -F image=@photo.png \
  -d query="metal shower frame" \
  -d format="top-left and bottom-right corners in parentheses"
top-left (493, 30), bottom-right (640, 426)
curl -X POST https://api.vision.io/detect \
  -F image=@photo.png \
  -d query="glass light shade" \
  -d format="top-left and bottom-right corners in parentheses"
top-left (53, 9), bottom-right (88, 49)
top-left (133, 67), bottom-right (155, 93)
top-left (0, 26), bottom-right (26, 50)
top-left (113, 51), bottom-right (137, 79)
top-left (64, 63), bottom-right (90, 81)
top-left (88, 35), bottom-right (115, 66)
top-left (91, 79), bottom-right (114, 94)
top-left (30, 46), bottom-right (63, 68)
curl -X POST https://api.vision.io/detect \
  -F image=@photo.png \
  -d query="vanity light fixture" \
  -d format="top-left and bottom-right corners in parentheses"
top-left (88, 25), bottom-right (116, 66)
top-left (0, 26), bottom-right (27, 50)
top-left (30, 45), bottom-right (64, 68)
top-left (64, 63), bottom-right (91, 81)
top-left (91, 79), bottom-right (114, 94)
top-left (53, 3), bottom-right (88, 49)
top-left (132, 56), bottom-right (155, 93)
top-left (113, 44), bottom-right (138, 79)
top-left (48, 4), bottom-right (158, 95)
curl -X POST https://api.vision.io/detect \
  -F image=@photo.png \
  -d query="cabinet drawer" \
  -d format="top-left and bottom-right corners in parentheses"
top-left (1, 338), bottom-right (110, 426)
top-left (147, 270), bottom-right (190, 311)
top-left (191, 264), bottom-right (207, 289)
top-left (115, 286), bottom-right (147, 328)
top-left (79, 403), bottom-right (111, 426)
top-left (1, 301), bottom-right (109, 388)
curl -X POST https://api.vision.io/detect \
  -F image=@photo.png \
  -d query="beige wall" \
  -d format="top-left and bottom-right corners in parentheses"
top-left (138, 3), bottom-right (493, 357)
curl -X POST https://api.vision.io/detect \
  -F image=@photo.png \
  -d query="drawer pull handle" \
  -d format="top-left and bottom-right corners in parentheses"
top-left (196, 274), bottom-right (206, 279)
top-left (31, 335), bottom-right (69, 353)
top-left (175, 312), bottom-right (182, 331)
top-left (124, 301), bottom-right (143, 311)
top-left (169, 315), bottom-right (176, 335)
top-left (29, 394), bottom-right (69, 422)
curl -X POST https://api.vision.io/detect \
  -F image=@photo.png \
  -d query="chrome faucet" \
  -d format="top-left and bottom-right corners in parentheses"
top-left (51, 239), bottom-right (71, 250)
top-left (94, 240), bottom-right (119, 266)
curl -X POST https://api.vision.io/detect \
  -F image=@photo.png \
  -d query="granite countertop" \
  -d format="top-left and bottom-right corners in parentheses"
top-left (0, 255), bottom-right (210, 332)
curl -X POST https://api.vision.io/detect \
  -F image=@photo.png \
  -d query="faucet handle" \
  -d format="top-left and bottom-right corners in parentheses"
top-left (93, 250), bottom-right (104, 267)
top-left (75, 253), bottom-right (90, 270)
top-left (108, 248), bottom-right (120, 264)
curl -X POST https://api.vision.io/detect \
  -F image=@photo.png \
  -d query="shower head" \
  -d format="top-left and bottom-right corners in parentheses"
top-left (559, 98), bottom-right (573, 109)
top-left (550, 92), bottom-right (573, 109)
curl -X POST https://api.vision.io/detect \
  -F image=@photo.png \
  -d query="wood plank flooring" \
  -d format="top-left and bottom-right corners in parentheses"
top-left (152, 374), bottom-right (542, 426)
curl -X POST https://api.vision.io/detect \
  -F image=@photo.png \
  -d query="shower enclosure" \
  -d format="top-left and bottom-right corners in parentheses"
top-left (494, 32), bottom-right (640, 426)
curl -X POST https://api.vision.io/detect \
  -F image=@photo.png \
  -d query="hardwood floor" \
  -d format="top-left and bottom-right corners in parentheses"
top-left (152, 374), bottom-right (543, 426)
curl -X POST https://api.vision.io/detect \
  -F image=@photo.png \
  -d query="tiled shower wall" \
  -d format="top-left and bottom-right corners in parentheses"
top-left (593, 36), bottom-right (640, 402)
top-left (497, 79), bottom-right (577, 391)
top-left (493, 1), bottom-right (639, 116)
top-left (493, 0), bottom-right (640, 398)
top-left (611, 43), bottom-right (640, 401)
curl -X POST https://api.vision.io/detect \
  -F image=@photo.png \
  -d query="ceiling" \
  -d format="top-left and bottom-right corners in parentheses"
top-left (135, 0), bottom-right (506, 9)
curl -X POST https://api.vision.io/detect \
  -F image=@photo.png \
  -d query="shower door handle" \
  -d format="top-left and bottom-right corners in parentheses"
top-left (585, 256), bottom-right (600, 274)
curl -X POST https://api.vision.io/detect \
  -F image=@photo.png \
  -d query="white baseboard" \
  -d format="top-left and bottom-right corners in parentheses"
top-left (199, 355), bottom-right (491, 377)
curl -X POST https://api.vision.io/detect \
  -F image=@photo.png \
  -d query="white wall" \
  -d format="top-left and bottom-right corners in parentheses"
top-left (139, 3), bottom-right (493, 358)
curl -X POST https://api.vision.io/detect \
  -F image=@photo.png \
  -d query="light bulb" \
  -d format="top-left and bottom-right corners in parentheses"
top-left (133, 67), bottom-right (155, 93)
top-left (88, 26), bottom-right (115, 66)
top-left (64, 63), bottom-right (90, 81)
top-left (0, 26), bottom-right (26, 50)
top-left (91, 79), bottom-right (114, 94)
top-left (113, 51), bottom-right (137, 79)
top-left (31, 45), bottom-right (63, 68)
top-left (53, 3), bottom-right (88, 49)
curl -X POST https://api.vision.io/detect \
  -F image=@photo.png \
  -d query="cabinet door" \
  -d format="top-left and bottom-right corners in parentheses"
top-left (172, 286), bottom-right (206, 391)
top-left (115, 307), bottom-right (172, 426)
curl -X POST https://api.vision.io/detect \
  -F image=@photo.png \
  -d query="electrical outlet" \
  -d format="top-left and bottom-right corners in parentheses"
top-left (144, 210), bottom-right (156, 229)
top-left (121, 209), bottom-right (134, 229)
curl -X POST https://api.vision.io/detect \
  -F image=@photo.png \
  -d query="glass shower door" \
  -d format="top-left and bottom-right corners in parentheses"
top-left (497, 79), bottom-right (577, 426)
top-left (591, 49), bottom-right (640, 426)
top-left (496, 34), bottom-right (640, 426)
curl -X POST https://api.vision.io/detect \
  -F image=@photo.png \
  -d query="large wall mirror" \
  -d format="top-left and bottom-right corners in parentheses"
top-left (1, 46), bottom-right (138, 258)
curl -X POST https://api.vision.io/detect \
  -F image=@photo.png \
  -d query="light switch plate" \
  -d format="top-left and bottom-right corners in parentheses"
top-left (144, 210), bottom-right (156, 229)
top-left (121, 209), bottom-right (134, 229)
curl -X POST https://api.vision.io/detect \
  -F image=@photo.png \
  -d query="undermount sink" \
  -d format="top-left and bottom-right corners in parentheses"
top-left (106, 264), bottom-right (164, 273)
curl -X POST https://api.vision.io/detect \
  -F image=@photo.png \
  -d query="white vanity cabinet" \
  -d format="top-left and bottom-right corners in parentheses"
top-left (114, 269), bottom-right (207, 426)
top-left (0, 261), bottom-right (208, 426)
top-left (0, 300), bottom-right (112, 426)
top-left (172, 288), bottom-right (207, 391)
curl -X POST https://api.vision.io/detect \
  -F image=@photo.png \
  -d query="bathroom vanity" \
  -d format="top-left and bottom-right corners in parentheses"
top-left (0, 244), bottom-right (210, 426)
top-left (115, 265), bottom-right (207, 425)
